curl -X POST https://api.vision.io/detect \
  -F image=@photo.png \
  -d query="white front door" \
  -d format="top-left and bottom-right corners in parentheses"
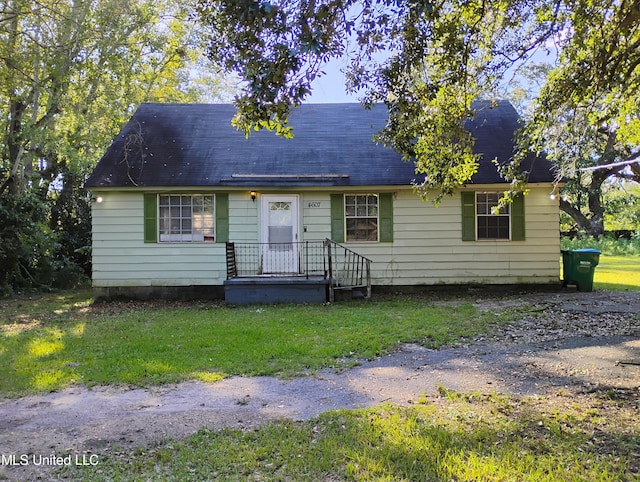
top-left (261, 195), bottom-right (300, 274)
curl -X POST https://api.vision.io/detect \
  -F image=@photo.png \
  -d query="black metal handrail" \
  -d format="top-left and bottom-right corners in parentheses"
top-left (323, 238), bottom-right (372, 301)
top-left (225, 239), bottom-right (372, 301)
top-left (225, 241), bottom-right (326, 279)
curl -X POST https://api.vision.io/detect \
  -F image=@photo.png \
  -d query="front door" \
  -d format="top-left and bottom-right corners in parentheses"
top-left (261, 195), bottom-right (300, 274)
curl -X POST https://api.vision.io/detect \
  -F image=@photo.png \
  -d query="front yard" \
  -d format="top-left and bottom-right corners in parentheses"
top-left (1, 293), bottom-right (501, 396)
top-left (1, 254), bottom-right (639, 481)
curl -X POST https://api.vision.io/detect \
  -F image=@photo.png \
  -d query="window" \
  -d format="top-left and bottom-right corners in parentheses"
top-left (461, 191), bottom-right (525, 241)
top-left (345, 194), bottom-right (379, 241)
top-left (330, 193), bottom-right (393, 243)
top-left (158, 194), bottom-right (215, 242)
top-left (476, 192), bottom-right (510, 240)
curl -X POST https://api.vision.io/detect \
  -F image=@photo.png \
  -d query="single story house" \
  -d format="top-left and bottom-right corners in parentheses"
top-left (85, 101), bottom-right (561, 302)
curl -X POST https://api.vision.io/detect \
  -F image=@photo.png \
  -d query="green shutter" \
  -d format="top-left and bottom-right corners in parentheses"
top-left (330, 193), bottom-right (344, 243)
top-left (511, 192), bottom-right (525, 241)
top-left (216, 193), bottom-right (229, 243)
top-left (379, 193), bottom-right (394, 242)
top-left (143, 193), bottom-right (157, 243)
top-left (461, 191), bottom-right (476, 241)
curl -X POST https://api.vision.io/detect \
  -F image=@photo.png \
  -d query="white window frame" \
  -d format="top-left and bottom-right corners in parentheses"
top-left (476, 192), bottom-right (511, 240)
top-left (344, 194), bottom-right (379, 242)
top-left (158, 194), bottom-right (215, 243)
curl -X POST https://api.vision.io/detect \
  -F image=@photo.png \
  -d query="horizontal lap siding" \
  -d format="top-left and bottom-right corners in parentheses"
top-left (341, 188), bottom-right (560, 285)
top-left (92, 192), bottom-right (233, 287)
top-left (302, 194), bottom-right (332, 240)
top-left (91, 188), bottom-right (560, 288)
top-left (229, 196), bottom-right (259, 242)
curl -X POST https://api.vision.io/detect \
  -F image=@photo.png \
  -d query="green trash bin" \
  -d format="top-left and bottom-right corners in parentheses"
top-left (561, 248), bottom-right (601, 292)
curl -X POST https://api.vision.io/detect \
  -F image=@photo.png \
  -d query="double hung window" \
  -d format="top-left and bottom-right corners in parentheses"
top-left (345, 194), bottom-right (379, 241)
top-left (476, 193), bottom-right (510, 240)
top-left (461, 191), bottom-right (525, 241)
top-left (158, 194), bottom-right (215, 242)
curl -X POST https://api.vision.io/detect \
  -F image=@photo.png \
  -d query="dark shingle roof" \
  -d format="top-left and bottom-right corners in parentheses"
top-left (85, 101), bottom-right (554, 188)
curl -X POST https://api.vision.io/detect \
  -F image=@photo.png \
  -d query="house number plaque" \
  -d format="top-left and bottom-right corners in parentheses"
top-left (307, 202), bottom-right (321, 208)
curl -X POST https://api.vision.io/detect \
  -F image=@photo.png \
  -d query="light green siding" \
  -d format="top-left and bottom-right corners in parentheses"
top-left (91, 186), bottom-right (560, 288)
top-left (315, 187), bottom-right (559, 286)
top-left (92, 192), bottom-right (231, 287)
top-left (302, 194), bottom-right (332, 239)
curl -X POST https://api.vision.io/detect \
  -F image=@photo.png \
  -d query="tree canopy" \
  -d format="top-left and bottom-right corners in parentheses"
top-left (0, 0), bottom-right (234, 293)
top-left (195, 0), bottom-right (640, 205)
top-left (1, 0), bottom-right (233, 197)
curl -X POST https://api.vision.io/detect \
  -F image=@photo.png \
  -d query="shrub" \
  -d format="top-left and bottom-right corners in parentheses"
top-left (561, 233), bottom-right (640, 256)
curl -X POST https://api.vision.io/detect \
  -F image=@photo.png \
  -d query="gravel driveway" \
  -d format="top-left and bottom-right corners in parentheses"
top-left (1, 289), bottom-right (638, 481)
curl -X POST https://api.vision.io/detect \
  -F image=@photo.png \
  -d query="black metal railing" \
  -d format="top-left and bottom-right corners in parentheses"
top-left (225, 239), bottom-right (372, 301)
top-left (324, 239), bottom-right (372, 301)
top-left (226, 241), bottom-right (326, 278)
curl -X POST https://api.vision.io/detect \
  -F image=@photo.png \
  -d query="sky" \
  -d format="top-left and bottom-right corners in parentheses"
top-left (307, 58), bottom-right (358, 103)
top-left (307, 46), bottom-right (558, 106)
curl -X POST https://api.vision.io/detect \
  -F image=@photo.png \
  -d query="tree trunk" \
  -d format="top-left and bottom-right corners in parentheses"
top-left (559, 198), bottom-right (593, 233)
top-left (560, 165), bottom-right (616, 237)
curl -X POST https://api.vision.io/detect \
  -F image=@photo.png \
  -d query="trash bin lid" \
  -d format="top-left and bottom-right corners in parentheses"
top-left (571, 248), bottom-right (601, 254)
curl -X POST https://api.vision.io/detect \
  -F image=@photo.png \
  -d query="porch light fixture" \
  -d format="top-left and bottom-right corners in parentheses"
top-left (92, 196), bottom-right (103, 203)
top-left (250, 191), bottom-right (257, 202)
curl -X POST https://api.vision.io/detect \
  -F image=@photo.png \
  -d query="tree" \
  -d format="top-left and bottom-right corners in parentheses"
top-left (504, 62), bottom-right (640, 236)
top-left (547, 109), bottom-right (640, 237)
top-left (603, 181), bottom-right (640, 232)
top-left (0, 0), bottom-right (234, 293)
top-left (519, 1), bottom-right (640, 236)
top-left (195, 0), bottom-right (640, 205)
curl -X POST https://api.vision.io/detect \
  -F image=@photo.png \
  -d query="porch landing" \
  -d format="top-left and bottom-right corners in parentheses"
top-left (224, 276), bottom-right (329, 305)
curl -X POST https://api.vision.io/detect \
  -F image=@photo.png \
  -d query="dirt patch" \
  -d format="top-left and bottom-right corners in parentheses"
top-left (1, 289), bottom-right (638, 481)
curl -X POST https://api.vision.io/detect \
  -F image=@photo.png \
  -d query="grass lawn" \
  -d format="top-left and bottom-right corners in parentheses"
top-left (65, 390), bottom-right (638, 481)
top-left (1, 292), bottom-right (501, 396)
top-left (2, 255), bottom-right (636, 397)
top-left (593, 255), bottom-right (640, 290)
top-left (3, 255), bottom-right (639, 481)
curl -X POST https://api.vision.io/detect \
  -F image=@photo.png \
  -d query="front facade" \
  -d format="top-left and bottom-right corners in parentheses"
top-left (86, 102), bottom-right (561, 300)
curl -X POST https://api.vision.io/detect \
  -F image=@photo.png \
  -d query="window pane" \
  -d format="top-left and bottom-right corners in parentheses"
top-left (477, 214), bottom-right (510, 239)
top-left (346, 218), bottom-right (358, 234)
top-left (346, 218), bottom-right (378, 241)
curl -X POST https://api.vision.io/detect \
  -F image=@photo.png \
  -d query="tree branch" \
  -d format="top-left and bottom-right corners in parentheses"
top-left (579, 158), bottom-right (639, 172)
